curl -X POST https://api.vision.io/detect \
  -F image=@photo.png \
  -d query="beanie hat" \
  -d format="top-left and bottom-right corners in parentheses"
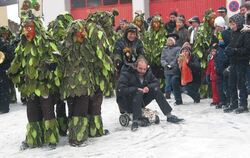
top-left (214, 16), bottom-right (227, 28)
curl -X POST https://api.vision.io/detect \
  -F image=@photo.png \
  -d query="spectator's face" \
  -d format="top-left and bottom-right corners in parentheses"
top-left (166, 38), bottom-right (175, 46)
top-left (211, 49), bottom-right (217, 56)
top-left (127, 32), bottom-right (137, 41)
top-left (191, 22), bottom-right (199, 28)
top-left (169, 15), bottom-right (177, 22)
top-left (240, 7), bottom-right (247, 16)
top-left (176, 20), bottom-right (184, 29)
top-left (136, 61), bottom-right (148, 76)
top-left (218, 12), bottom-right (226, 17)
top-left (180, 49), bottom-right (190, 58)
top-left (229, 21), bottom-right (237, 31)
top-left (215, 25), bottom-right (224, 32)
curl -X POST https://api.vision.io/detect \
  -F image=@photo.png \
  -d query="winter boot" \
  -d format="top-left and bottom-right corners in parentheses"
top-left (223, 105), bottom-right (237, 113)
top-left (57, 117), bottom-right (68, 136)
top-left (131, 121), bottom-right (139, 131)
top-left (68, 116), bottom-right (89, 147)
top-left (165, 92), bottom-right (171, 99)
top-left (43, 119), bottom-right (59, 149)
top-left (89, 115), bottom-right (108, 137)
top-left (21, 121), bottom-right (44, 150)
top-left (215, 103), bottom-right (224, 109)
top-left (167, 115), bottom-right (184, 123)
top-left (235, 106), bottom-right (249, 114)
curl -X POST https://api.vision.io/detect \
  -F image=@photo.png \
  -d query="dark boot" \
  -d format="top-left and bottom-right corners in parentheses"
top-left (235, 106), bottom-right (249, 114)
top-left (165, 92), bottom-right (171, 99)
top-left (131, 121), bottom-right (139, 131)
top-left (167, 115), bottom-right (184, 123)
top-left (223, 105), bottom-right (237, 113)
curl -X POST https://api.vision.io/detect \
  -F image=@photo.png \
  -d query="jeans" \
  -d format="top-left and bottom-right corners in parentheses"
top-left (216, 73), bottom-right (229, 105)
top-left (164, 73), bottom-right (173, 93)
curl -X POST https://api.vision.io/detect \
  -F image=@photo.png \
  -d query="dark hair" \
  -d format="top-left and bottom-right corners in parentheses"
top-left (178, 14), bottom-right (185, 19)
top-left (170, 11), bottom-right (178, 17)
top-left (240, 2), bottom-right (250, 10)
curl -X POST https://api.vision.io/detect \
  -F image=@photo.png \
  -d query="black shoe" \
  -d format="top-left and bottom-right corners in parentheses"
top-left (210, 102), bottom-right (218, 106)
top-left (215, 103), bottom-right (225, 109)
top-left (222, 104), bottom-right (229, 109)
top-left (194, 99), bottom-right (200, 103)
top-left (0, 109), bottom-right (9, 114)
top-left (235, 107), bottom-right (249, 114)
top-left (20, 141), bottom-right (29, 151)
top-left (167, 115), bottom-right (184, 124)
top-left (138, 117), bottom-right (150, 127)
top-left (131, 121), bottom-right (139, 131)
top-left (174, 101), bottom-right (183, 106)
top-left (48, 143), bottom-right (57, 150)
top-left (223, 106), bottom-right (237, 113)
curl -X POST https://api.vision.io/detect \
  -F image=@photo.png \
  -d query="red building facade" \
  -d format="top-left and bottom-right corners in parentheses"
top-left (71, 0), bottom-right (226, 26)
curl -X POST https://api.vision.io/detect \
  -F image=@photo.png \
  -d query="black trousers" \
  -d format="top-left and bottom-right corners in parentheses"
top-left (0, 72), bottom-right (10, 112)
top-left (172, 75), bottom-right (200, 103)
top-left (117, 88), bottom-right (172, 120)
top-left (67, 90), bottom-right (103, 117)
top-left (216, 73), bottom-right (229, 105)
top-left (27, 95), bottom-right (55, 122)
top-left (228, 64), bottom-right (248, 108)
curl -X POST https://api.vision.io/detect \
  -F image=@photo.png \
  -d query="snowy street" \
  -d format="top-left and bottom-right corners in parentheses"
top-left (0, 94), bottom-right (250, 158)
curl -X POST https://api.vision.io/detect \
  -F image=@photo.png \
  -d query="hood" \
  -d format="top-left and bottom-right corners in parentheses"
top-left (229, 13), bottom-right (245, 31)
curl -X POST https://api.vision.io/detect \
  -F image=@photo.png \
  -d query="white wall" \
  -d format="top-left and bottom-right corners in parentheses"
top-left (132, 0), bottom-right (149, 19)
top-left (0, 6), bottom-right (8, 26)
top-left (43, 0), bottom-right (69, 26)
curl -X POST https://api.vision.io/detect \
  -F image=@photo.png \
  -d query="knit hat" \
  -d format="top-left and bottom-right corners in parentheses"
top-left (214, 16), bottom-right (227, 28)
top-left (229, 13), bottom-right (245, 30)
top-left (180, 42), bottom-right (192, 54)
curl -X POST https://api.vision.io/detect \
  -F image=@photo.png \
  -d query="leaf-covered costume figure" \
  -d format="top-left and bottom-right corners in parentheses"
top-left (47, 13), bottom-right (74, 136)
top-left (133, 12), bottom-right (147, 39)
top-left (60, 20), bottom-right (111, 146)
top-left (8, 16), bottom-right (59, 149)
top-left (144, 15), bottom-right (167, 79)
top-left (193, 9), bottom-right (216, 98)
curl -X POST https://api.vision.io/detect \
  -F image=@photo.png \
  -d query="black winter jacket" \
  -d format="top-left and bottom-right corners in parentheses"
top-left (117, 65), bottom-right (159, 96)
top-left (0, 40), bottom-right (14, 73)
top-left (225, 14), bottom-right (250, 65)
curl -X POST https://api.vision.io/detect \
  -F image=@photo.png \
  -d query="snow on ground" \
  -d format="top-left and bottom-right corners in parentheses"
top-left (0, 94), bottom-right (250, 158)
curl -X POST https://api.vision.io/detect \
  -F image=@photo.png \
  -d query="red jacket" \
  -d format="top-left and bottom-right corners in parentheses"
top-left (206, 56), bottom-right (217, 81)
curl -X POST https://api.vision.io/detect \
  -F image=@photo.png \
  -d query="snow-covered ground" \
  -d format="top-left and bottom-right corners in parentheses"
top-left (1, 94), bottom-right (250, 158)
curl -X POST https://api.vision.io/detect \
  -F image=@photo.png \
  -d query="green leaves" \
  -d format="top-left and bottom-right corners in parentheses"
top-left (35, 89), bottom-right (41, 96)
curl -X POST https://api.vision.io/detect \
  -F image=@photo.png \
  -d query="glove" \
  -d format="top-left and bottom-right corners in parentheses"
top-left (223, 66), bottom-right (230, 77)
top-left (206, 75), bottom-right (210, 84)
top-left (166, 64), bottom-right (172, 70)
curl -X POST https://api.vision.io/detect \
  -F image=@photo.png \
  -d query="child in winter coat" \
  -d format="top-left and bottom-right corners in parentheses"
top-left (206, 44), bottom-right (220, 106)
top-left (223, 13), bottom-right (250, 114)
top-left (161, 33), bottom-right (181, 99)
top-left (213, 17), bottom-right (231, 109)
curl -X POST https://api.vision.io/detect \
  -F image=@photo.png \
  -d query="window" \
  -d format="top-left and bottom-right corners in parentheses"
top-left (87, 0), bottom-right (101, 7)
top-left (120, 0), bottom-right (132, 4)
top-left (103, 0), bottom-right (118, 5)
top-left (71, 0), bottom-right (85, 8)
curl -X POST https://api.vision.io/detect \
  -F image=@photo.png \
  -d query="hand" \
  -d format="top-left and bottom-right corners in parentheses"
top-left (142, 87), bottom-right (149, 93)
top-left (137, 88), bottom-right (144, 93)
